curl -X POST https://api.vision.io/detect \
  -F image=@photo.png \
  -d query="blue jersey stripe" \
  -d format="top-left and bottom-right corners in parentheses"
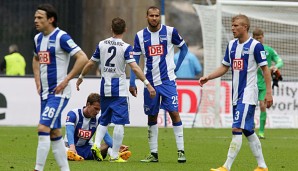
top-left (143, 28), bottom-right (153, 82)
top-left (230, 40), bottom-right (238, 99)
top-left (159, 25), bottom-right (169, 83)
top-left (111, 78), bottom-right (119, 96)
top-left (100, 78), bottom-right (105, 96)
top-left (47, 29), bottom-right (59, 97)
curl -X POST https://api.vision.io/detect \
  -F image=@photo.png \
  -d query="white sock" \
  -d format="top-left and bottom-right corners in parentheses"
top-left (247, 133), bottom-right (267, 168)
top-left (94, 125), bottom-right (108, 148)
top-left (224, 134), bottom-right (242, 170)
top-left (111, 125), bottom-right (124, 158)
top-left (52, 137), bottom-right (70, 171)
top-left (148, 124), bottom-right (158, 153)
top-left (35, 135), bottom-right (51, 171)
top-left (173, 125), bottom-right (184, 151)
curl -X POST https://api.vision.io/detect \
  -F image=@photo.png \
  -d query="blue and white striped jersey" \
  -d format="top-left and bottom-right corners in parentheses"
top-left (134, 24), bottom-right (185, 86)
top-left (34, 27), bottom-right (81, 100)
top-left (65, 107), bottom-right (100, 147)
top-left (91, 37), bottom-right (135, 97)
top-left (222, 37), bottom-right (267, 105)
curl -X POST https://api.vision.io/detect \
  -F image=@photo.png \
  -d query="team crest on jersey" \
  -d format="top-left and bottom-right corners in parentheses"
top-left (66, 39), bottom-right (77, 48)
top-left (241, 47), bottom-right (249, 56)
top-left (260, 51), bottom-right (266, 59)
top-left (233, 59), bottom-right (244, 70)
top-left (78, 129), bottom-right (92, 140)
top-left (148, 45), bottom-right (164, 56)
top-left (48, 40), bottom-right (56, 48)
top-left (159, 35), bottom-right (167, 42)
top-left (129, 51), bottom-right (134, 59)
top-left (38, 51), bottom-right (50, 64)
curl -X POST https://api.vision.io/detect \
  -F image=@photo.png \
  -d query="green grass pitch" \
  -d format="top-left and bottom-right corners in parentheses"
top-left (0, 127), bottom-right (297, 171)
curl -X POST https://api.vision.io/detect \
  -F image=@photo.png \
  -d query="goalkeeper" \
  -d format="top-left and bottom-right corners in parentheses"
top-left (253, 28), bottom-right (284, 139)
top-left (64, 93), bottom-right (131, 161)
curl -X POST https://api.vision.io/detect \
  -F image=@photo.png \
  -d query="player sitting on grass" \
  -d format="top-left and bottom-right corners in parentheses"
top-left (64, 93), bottom-right (131, 161)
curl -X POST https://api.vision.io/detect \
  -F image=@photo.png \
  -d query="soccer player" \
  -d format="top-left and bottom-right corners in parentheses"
top-left (32, 4), bottom-right (88, 171)
top-left (198, 15), bottom-right (273, 171)
top-left (65, 93), bottom-right (131, 161)
top-left (253, 28), bottom-right (284, 139)
top-left (129, 6), bottom-right (188, 163)
top-left (76, 17), bottom-right (156, 162)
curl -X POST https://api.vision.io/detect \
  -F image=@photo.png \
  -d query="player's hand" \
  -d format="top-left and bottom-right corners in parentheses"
top-left (129, 86), bottom-right (137, 97)
top-left (198, 76), bottom-right (209, 87)
top-left (147, 84), bottom-right (156, 98)
top-left (76, 78), bottom-right (83, 91)
top-left (69, 144), bottom-right (77, 154)
top-left (264, 93), bottom-right (273, 108)
top-left (54, 79), bottom-right (68, 94)
top-left (270, 66), bottom-right (278, 73)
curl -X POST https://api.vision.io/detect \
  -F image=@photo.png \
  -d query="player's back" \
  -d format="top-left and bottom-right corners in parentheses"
top-left (91, 37), bottom-right (134, 97)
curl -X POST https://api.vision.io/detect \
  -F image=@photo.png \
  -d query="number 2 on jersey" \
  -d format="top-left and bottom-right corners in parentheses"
top-left (105, 46), bottom-right (116, 67)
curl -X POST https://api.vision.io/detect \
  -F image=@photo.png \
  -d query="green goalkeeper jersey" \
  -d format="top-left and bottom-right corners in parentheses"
top-left (257, 44), bottom-right (284, 90)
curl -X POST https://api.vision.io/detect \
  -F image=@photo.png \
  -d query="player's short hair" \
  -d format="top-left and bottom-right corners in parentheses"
top-left (112, 17), bottom-right (126, 35)
top-left (87, 93), bottom-right (100, 105)
top-left (147, 6), bottom-right (160, 16)
top-left (9, 44), bottom-right (18, 53)
top-left (37, 3), bottom-right (58, 27)
top-left (253, 28), bottom-right (264, 37)
top-left (232, 14), bottom-right (250, 31)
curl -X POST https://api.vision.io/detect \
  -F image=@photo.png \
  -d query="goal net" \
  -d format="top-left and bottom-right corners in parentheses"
top-left (193, 0), bottom-right (298, 127)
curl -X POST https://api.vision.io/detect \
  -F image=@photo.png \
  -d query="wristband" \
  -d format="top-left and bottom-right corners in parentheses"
top-left (79, 74), bottom-right (84, 79)
top-left (143, 79), bottom-right (149, 86)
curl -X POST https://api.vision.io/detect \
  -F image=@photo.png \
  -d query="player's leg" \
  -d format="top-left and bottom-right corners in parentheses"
top-left (109, 97), bottom-right (130, 162)
top-left (160, 81), bottom-right (186, 163)
top-left (48, 96), bottom-right (70, 171)
top-left (140, 87), bottom-right (160, 162)
top-left (258, 88), bottom-right (267, 138)
top-left (35, 123), bottom-right (51, 171)
top-left (241, 104), bottom-right (268, 170)
top-left (258, 100), bottom-right (267, 138)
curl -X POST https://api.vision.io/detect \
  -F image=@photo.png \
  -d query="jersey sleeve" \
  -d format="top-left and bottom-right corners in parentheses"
top-left (254, 43), bottom-right (267, 67)
top-left (65, 110), bottom-right (77, 126)
top-left (171, 28), bottom-right (185, 47)
top-left (133, 34), bottom-right (142, 55)
top-left (222, 44), bottom-right (231, 66)
top-left (269, 46), bottom-right (283, 69)
top-left (60, 34), bottom-right (81, 56)
top-left (91, 43), bottom-right (101, 62)
top-left (124, 45), bottom-right (136, 64)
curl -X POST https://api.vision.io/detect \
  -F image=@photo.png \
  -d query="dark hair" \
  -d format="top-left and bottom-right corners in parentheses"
top-left (37, 4), bottom-right (58, 27)
top-left (147, 6), bottom-right (160, 16)
top-left (87, 93), bottom-right (100, 105)
top-left (112, 17), bottom-right (126, 35)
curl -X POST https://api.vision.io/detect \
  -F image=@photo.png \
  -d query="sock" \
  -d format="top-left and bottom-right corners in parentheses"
top-left (35, 133), bottom-right (50, 171)
top-left (223, 132), bottom-right (242, 170)
top-left (247, 133), bottom-right (267, 168)
top-left (259, 112), bottom-right (267, 135)
top-left (52, 136), bottom-right (70, 171)
top-left (148, 123), bottom-right (158, 153)
top-left (94, 125), bottom-right (108, 148)
top-left (173, 121), bottom-right (184, 151)
top-left (111, 125), bottom-right (124, 159)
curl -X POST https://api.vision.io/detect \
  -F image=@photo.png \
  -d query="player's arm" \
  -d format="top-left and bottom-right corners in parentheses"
top-left (198, 64), bottom-right (229, 86)
top-left (271, 48), bottom-right (283, 72)
top-left (32, 52), bottom-right (41, 94)
top-left (129, 61), bottom-right (156, 98)
top-left (260, 65), bottom-right (273, 108)
top-left (76, 59), bottom-right (97, 91)
top-left (174, 43), bottom-right (188, 72)
top-left (65, 111), bottom-right (78, 153)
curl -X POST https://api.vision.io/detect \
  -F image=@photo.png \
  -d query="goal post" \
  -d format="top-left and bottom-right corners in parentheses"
top-left (193, 0), bottom-right (298, 128)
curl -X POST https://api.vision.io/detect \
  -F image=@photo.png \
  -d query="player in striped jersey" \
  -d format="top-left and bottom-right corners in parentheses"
top-left (64, 93), bottom-right (131, 161)
top-left (32, 4), bottom-right (88, 171)
top-left (129, 6), bottom-right (188, 163)
top-left (76, 17), bottom-right (156, 162)
top-left (199, 15), bottom-right (273, 171)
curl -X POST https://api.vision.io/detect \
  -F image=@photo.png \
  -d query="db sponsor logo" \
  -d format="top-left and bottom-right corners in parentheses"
top-left (78, 129), bottom-right (92, 140)
top-left (233, 59), bottom-right (243, 70)
top-left (38, 51), bottom-right (51, 64)
top-left (148, 45), bottom-right (163, 56)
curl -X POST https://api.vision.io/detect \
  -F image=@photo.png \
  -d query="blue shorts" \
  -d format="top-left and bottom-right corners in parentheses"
top-left (76, 145), bottom-right (94, 160)
top-left (144, 80), bottom-right (178, 115)
top-left (100, 96), bottom-right (129, 126)
top-left (232, 103), bottom-right (256, 131)
top-left (40, 95), bottom-right (69, 129)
